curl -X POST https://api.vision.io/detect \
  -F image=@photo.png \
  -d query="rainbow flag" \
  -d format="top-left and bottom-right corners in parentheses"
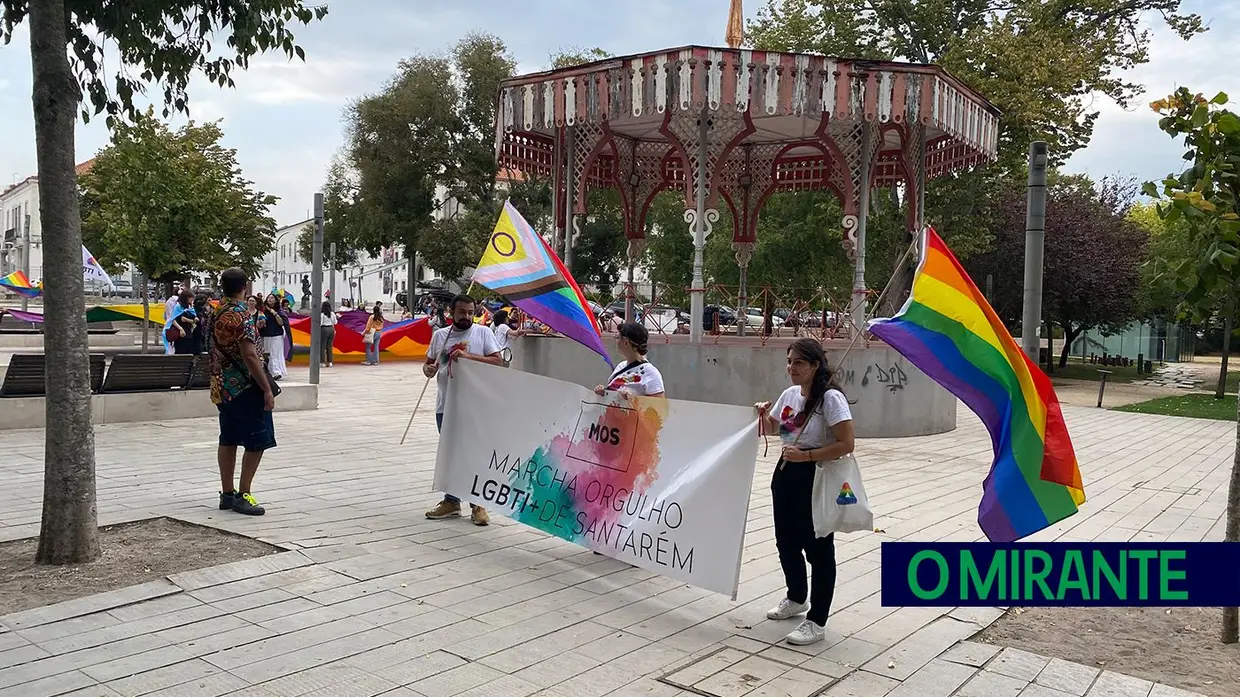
top-left (471, 201), bottom-right (610, 365)
top-left (0, 270), bottom-right (41, 298)
top-left (867, 227), bottom-right (1085, 542)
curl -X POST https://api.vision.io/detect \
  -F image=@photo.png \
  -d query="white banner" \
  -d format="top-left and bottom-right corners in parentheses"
top-left (434, 361), bottom-right (760, 597)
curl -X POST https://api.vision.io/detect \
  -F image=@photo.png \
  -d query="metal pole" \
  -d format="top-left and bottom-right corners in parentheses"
top-left (21, 214), bottom-right (31, 312)
top-left (1021, 141), bottom-right (1048, 362)
top-left (309, 194), bottom-right (324, 384)
top-left (563, 127), bottom-right (576, 269)
top-left (850, 124), bottom-right (873, 332)
top-left (689, 110), bottom-right (709, 344)
top-left (329, 241), bottom-right (337, 307)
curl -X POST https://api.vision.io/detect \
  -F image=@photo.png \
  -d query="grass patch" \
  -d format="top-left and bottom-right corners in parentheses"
top-left (1113, 393), bottom-right (1237, 421)
top-left (1050, 362), bottom-right (1141, 383)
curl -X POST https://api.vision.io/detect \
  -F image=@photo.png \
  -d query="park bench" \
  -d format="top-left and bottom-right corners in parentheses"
top-left (0, 353), bottom-right (107, 397)
top-left (187, 355), bottom-right (211, 389)
top-left (99, 354), bottom-right (195, 394)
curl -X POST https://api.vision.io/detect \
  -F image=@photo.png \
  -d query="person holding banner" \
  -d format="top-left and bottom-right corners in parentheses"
top-left (754, 338), bottom-right (854, 646)
top-left (423, 294), bottom-right (504, 526)
top-left (592, 323), bottom-right (665, 399)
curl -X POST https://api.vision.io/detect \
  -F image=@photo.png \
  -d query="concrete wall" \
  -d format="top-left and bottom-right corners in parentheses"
top-left (0, 383), bottom-right (317, 430)
top-left (0, 333), bottom-right (136, 348)
top-left (510, 335), bottom-right (956, 438)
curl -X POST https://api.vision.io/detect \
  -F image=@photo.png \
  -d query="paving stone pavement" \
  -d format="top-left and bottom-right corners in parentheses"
top-left (0, 362), bottom-right (1231, 697)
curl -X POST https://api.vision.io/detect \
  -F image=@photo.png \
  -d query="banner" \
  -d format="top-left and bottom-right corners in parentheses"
top-left (434, 361), bottom-right (759, 597)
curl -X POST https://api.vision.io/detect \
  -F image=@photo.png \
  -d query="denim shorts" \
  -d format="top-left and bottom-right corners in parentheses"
top-left (218, 387), bottom-right (276, 452)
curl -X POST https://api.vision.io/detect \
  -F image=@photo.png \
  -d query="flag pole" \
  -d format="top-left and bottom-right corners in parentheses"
top-left (837, 232), bottom-right (921, 363)
top-left (399, 376), bottom-right (433, 445)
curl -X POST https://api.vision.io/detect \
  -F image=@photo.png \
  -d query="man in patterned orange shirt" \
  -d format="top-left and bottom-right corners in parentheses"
top-left (207, 267), bottom-right (277, 516)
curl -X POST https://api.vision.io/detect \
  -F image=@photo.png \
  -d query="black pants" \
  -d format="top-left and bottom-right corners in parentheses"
top-left (772, 458), bottom-right (837, 626)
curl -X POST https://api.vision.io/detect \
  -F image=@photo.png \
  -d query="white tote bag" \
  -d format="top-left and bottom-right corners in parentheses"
top-left (812, 452), bottom-right (874, 536)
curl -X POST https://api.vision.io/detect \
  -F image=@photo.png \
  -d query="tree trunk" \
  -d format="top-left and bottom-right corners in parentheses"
top-left (1225, 389), bottom-right (1240, 643)
top-left (1217, 296), bottom-right (1234, 400)
top-left (1059, 324), bottom-right (1082, 368)
top-left (30, 0), bottom-right (100, 565)
top-left (140, 272), bottom-right (150, 354)
top-left (1044, 320), bottom-right (1054, 374)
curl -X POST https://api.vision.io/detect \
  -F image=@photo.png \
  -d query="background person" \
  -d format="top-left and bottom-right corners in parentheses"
top-left (363, 305), bottom-right (385, 365)
top-left (320, 300), bottom-right (337, 367)
top-left (259, 293), bottom-right (287, 379)
top-left (593, 322), bottom-right (665, 399)
top-left (491, 309), bottom-right (526, 367)
top-left (753, 338), bottom-right (854, 647)
top-left (423, 294), bottom-right (503, 526)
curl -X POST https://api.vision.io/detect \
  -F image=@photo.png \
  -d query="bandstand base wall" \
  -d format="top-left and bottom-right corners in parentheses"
top-left (510, 334), bottom-right (957, 438)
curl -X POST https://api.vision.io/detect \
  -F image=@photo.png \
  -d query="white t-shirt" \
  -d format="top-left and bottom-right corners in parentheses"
top-left (605, 360), bottom-right (665, 396)
top-left (429, 323), bottom-right (501, 413)
top-left (772, 386), bottom-right (851, 449)
top-left (493, 324), bottom-right (512, 352)
top-left (322, 312), bottom-right (337, 326)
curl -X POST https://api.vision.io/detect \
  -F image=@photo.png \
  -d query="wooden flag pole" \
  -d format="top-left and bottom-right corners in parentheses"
top-left (399, 376), bottom-right (433, 445)
top-left (838, 233), bottom-right (921, 364)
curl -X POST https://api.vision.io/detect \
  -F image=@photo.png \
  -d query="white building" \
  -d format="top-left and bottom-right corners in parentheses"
top-left (1, 160), bottom-right (135, 294)
top-left (259, 219), bottom-right (440, 310)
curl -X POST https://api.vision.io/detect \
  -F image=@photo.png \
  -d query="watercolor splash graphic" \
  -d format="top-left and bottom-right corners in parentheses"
top-left (504, 397), bottom-right (668, 548)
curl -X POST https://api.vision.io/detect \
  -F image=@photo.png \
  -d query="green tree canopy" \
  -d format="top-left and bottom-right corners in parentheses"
top-left (80, 111), bottom-right (277, 282)
top-left (970, 174), bottom-right (1147, 366)
top-left (1145, 88), bottom-right (1240, 645)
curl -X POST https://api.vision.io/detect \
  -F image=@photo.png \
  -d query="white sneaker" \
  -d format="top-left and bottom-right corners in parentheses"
top-left (766, 598), bottom-right (809, 620)
top-left (785, 619), bottom-right (826, 646)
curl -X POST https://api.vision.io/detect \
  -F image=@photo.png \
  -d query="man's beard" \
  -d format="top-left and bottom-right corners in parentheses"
top-left (453, 318), bottom-right (473, 330)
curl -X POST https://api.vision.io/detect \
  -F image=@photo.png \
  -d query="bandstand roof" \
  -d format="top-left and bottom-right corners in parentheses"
top-left (494, 46), bottom-right (1000, 248)
top-left (496, 46), bottom-right (999, 183)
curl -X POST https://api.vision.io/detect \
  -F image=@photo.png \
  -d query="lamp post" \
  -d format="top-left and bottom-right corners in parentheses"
top-left (270, 227), bottom-right (301, 291)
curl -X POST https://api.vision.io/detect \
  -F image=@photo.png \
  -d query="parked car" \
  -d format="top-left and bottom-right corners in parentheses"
top-left (744, 307), bottom-right (784, 329)
top-left (643, 305), bottom-right (686, 334)
top-left (703, 304), bottom-right (736, 330)
top-left (104, 279), bottom-right (133, 298)
top-left (605, 300), bottom-right (628, 320)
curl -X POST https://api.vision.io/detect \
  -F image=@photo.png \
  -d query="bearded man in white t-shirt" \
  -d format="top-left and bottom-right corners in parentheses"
top-left (423, 294), bottom-right (504, 526)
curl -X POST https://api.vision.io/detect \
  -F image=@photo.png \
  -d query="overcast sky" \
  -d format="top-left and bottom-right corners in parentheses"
top-left (0, 0), bottom-right (1235, 225)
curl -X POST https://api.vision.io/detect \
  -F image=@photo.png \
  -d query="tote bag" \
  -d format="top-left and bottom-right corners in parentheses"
top-left (810, 407), bottom-right (873, 536)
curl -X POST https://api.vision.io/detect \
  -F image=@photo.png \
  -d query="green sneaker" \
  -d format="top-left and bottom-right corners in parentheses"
top-left (232, 492), bottom-right (266, 516)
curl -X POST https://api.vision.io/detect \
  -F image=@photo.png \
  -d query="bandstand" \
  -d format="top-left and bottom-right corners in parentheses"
top-left (493, 46), bottom-right (1000, 339)
top-left (496, 45), bottom-right (999, 438)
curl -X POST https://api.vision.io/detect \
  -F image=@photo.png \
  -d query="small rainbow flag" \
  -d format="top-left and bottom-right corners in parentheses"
top-left (867, 227), bottom-right (1085, 542)
top-left (0, 270), bottom-right (41, 298)
top-left (471, 201), bottom-right (610, 365)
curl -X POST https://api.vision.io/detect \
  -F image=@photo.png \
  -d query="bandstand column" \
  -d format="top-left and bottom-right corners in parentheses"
top-left (624, 239), bottom-right (644, 323)
top-left (687, 110), bottom-right (715, 344)
top-left (562, 126), bottom-right (577, 267)
top-left (850, 122), bottom-right (875, 332)
top-left (734, 242), bottom-right (754, 337)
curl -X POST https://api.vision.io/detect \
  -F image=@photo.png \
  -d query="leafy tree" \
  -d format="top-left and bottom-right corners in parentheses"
top-left (749, 0), bottom-right (1203, 172)
top-left (644, 191), bottom-right (696, 306)
top-left (971, 174), bottom-right (1147, 368)
top-left (421, 206), bottom-right (494, 287)
top-left (1145, 88), bottom-right (1240, 643)
top-left (0, 0), bottom-right (325, 565)
top-left (81, 111), bottom-right (278, 333)
top-left (297, 156), bottom-right (362, 270)
top-left (572, 190), bottom-right (629, 293)
top-left (748, 0), bottom-right (1204, 307)
top-left (338, 33), bottom-right (515, 298)
top-left (549, 46), bottom-right (610, 69)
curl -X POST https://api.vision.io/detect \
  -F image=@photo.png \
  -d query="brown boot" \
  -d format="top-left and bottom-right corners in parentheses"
top-left (470, 504), bottom-right (490, 526)
top-left (425, 500), bottom-right (462, 520)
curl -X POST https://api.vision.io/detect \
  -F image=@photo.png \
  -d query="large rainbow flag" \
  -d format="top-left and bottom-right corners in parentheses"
top-left (867, 227), bottom-right (1085, 542)
top-left (287, 309), bottom-right (433, 359)
top-left (0, 270), bottom-right (41, 298)
top-left (471, 201), bottom-right (610, 365)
